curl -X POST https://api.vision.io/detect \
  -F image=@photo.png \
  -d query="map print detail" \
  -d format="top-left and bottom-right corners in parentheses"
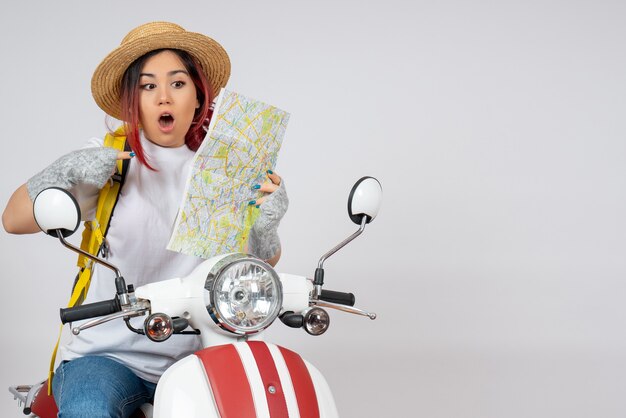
top-left (167, 89), bottom-right (289, 258)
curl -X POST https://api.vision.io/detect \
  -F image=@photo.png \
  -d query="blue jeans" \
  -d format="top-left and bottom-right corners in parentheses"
top-left (52, 356), bottom-right (156, 418)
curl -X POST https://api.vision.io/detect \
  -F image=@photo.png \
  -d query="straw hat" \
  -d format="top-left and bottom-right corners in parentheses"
top-left (91, 21), bottom-right (231, 120)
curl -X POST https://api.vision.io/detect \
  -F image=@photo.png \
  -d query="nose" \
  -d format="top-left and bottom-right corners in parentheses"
top-left (157, 87), bottom-right (172, 105)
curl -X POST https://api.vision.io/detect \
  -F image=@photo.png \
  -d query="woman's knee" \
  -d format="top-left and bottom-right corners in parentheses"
top-left (52, 356), bottom-right (149, 418)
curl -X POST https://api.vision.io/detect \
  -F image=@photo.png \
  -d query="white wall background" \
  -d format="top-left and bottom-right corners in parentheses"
top-left (1, 1), bottom-right (626, 417)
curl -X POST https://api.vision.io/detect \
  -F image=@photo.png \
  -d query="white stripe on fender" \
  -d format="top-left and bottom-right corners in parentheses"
top-left (234, 342), bottom-right (271, 418)
top-left (268, 343), bottom-right (301, 418)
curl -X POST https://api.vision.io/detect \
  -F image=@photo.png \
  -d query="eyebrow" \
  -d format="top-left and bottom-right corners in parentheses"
top-left (139, 70), bottom-right (190, 78)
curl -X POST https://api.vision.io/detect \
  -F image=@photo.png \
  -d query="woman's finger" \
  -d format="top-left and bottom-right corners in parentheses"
top-left (117, 151), bottom-right (135, 160)
top-left (257, 182), bottom-right (279, 194)
top-left (250, 171), bottom-right (283, 207)
top-left (267, 171), bottom-right (281, 185)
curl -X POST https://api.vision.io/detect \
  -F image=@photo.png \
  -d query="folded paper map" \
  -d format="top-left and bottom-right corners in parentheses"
top-left (167, 89), bottom-right (289, 258)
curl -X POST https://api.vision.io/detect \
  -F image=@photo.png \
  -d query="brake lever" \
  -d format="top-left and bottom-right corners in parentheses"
top-left (310, 299), bottom-right (377, 320)
top-left (71, 300), bottom-right (150, 335)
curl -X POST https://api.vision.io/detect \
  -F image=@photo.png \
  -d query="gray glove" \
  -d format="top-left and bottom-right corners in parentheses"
top-left (26, 147), bottom-right (119, 201)
top-left (248, 181), bottom-right (289, 261)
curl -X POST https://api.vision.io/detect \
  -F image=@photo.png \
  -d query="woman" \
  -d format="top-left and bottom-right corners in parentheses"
top-left (2, 21), bottom-right (287, 417)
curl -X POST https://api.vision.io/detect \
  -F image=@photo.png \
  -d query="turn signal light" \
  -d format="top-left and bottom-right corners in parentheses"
top-left (144, 313), bottom-right (174, 342)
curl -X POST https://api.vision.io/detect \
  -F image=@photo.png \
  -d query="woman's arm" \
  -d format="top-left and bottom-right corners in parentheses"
top-left (2, 184), bottom-right (39, 234)
top-left (266, 247), bottom-right (281, 267)
top-left (248, 172), bottom-right (288, 267)
top-left (3, 147), bottom-right (132, 235)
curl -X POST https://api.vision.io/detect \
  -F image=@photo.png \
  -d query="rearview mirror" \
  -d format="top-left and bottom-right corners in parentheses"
top-left (347, 177), bottom-right (382, 225)
top-left (33, 187), bottom-right (81, 237)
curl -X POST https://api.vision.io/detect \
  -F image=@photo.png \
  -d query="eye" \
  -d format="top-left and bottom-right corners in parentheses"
top-left (172, 81), bottom-right (186, 88)
top-left (140, 83), bottom-right (156, 91)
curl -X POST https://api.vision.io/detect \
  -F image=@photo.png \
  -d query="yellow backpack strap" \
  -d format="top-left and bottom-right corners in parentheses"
top-left (75, 128), bottom-right (129, 304)
top-left (48, 128), bottom-right (130, 393)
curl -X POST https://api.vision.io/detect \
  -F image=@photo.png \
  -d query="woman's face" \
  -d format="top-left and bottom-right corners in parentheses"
top-left (138, 50), bottom-right (199, 148)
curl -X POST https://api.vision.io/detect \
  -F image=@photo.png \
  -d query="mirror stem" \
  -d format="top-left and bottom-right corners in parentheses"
top-left (313, 216), bottom-right (368, 298)
top-left (57, 234), bottom-right (122, 278)
top-left (317, 216), bottom-right (368, 269)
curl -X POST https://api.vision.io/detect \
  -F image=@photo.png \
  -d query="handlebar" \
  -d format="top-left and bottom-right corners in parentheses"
top-left (60, 298), bottom-right (121, 324)
top-left (318, 289), bottom-right (355, 306)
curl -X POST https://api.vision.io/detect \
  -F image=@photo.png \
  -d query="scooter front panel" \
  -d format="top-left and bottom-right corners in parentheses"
top-left (236, 342), bottom-right (289, 417)
top-left (183, 342), bottom-right (337, 417)
top-left (277, 346), bottom-right (321, 418)
top-left (196, 344), bottom-right (258, 417)
top-left (153, 355), bottom-right (219, 418)
top-left (302, 359), bottom-right (339, 418)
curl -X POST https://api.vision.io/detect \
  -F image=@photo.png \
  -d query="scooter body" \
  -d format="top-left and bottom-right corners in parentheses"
top-left (12, 262), bottom-right (339, 418)
top-left (10, 176), bottom-right (382, 418)
top-left (131, 258), bottom-right (338, 417)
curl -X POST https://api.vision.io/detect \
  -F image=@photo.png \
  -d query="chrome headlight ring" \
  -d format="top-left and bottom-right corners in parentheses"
top-left (204, 254), bottom-right (283, 335)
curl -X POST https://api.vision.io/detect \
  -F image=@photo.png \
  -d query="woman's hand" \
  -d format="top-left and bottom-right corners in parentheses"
top-left (248, 171), bottom-right (289, 266)
top-left (254, 171), bottom-right (283, 206)
top-left (26, 147), bottom-right (133, 201)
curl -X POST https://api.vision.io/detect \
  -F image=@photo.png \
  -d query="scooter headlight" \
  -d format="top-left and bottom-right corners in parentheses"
top-left (205, 254), bottom-right (283, 335)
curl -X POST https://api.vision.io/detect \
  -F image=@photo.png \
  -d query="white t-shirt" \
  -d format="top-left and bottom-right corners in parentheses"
top-left (60, 133), bottom-right (205, 383)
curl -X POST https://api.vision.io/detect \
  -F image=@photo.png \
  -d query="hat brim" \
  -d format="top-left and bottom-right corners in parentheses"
top-left (91, 31), bottom-right (230, 120)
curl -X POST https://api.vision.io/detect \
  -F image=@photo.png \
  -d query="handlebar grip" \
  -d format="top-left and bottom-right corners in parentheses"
top-left (319, 289), bottom-right (356, 306)
top-left (60, 298), bottom-right (121, 324)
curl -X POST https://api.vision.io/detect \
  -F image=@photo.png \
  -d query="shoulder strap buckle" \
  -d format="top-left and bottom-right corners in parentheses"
top-left (100, 238), bottom-right (110, 259)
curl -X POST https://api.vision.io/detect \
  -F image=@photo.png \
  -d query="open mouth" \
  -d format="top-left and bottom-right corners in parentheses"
top-left (159, 113), bottom-right (175, 128)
